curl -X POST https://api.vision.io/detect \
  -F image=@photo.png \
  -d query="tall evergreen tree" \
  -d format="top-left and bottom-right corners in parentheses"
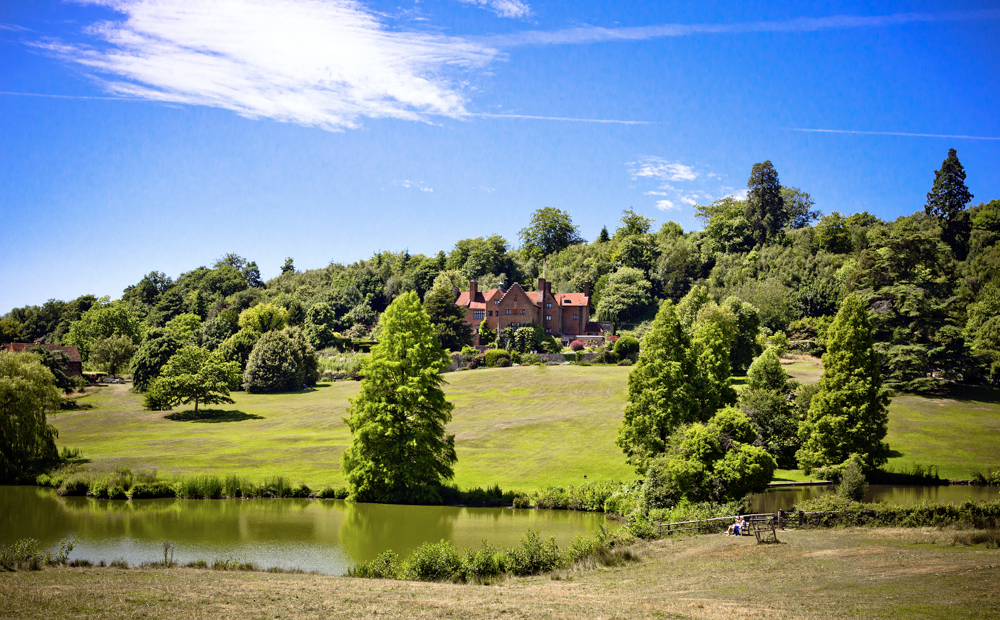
top-left (744, 161), bottom-right (785, 246)
top-left (597, 226), bottom-right (610, 243)
top-left (616, 300), bottom-right (700, 474)
top-left (797, 294), bottom-right (891, 471)
top-left (342, 292), bottom-right (457, 503)
top-left (925, 148), bottom-right (973, 260)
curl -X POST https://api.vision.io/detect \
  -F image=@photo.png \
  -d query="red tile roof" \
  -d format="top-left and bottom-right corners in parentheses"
top-left (457, 285), bottom-right (589, 308)
top-left (1, 343), bottom-right (82, 363)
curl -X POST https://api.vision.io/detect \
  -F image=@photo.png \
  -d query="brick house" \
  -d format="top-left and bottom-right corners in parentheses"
top-left (455, 278), bottom-right (604, 346)
top-left (1, 343), bottom-right (83, 377)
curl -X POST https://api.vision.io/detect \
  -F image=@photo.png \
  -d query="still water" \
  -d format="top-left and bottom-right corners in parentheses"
top-left (0, 486), bottom-right (611, 575)
top-left (750, 484), bottom-right (999, 514)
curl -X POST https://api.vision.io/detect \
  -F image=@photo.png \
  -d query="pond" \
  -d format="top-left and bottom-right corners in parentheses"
top-left (750, 484), bottom-right (999, 514)
top-left (0, 486), bottom-right (612, 575)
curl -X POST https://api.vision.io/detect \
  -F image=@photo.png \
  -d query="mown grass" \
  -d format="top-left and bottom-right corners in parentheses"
top-left (49, 363), bottom-right (999, 490)
top-left (50, 366), bottom-right (635, 490)
top-left (2, 528), bottom-right (999, 619)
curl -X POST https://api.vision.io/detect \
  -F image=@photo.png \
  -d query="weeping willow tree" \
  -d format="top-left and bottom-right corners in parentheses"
top-left (0, 351), bottom-right (61, 482)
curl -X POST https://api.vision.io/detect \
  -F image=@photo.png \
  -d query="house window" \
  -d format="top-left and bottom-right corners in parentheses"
top-left (573, 314), bottom-right (579, 320)
top-left (520, 309), bottom-right (525, 315)
top-left (506, 309), bottom-right (511, 315)
top-left (494, 301), bottom-right (499, 305)
top-left (564, 299), bottom-right (571, 304)
top-left (545, 328), bottom-right (551, 334)
top-left (512, 322), bottom-right (520, 328)
top-left (545, 303), bottom-right (551, 309)
top-left (545, 315), bottom-right (552, 321)
top-left (473, 310), bottom-right (484, 319)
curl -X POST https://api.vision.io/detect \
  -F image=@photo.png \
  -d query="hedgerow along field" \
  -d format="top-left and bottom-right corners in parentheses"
top-left (48, 361), bottom-right (1000, 489)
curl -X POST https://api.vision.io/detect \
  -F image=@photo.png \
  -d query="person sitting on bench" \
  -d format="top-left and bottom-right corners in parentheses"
top-left (726, 516), bottom-right (744, 536)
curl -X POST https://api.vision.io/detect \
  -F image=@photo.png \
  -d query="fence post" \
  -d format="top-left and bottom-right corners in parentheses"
top-left (798, 510), bottom-right (805, 528)
top-left (777, 509), bottom-right (784, 529)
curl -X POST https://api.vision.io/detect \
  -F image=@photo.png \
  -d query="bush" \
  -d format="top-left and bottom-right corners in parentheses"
top-left (504, 530), bottom-right (561, 576)
top-left (316, 485), bottom-right (350, 499)
top-left (460, 345), bottom-right (478, 355)
top-left (794, 497), bottom-right (1000, 529)
top-left (594, 349), bottom-right (619, 365)
top-left (177, 475), bottom-right (224, 499)
top-left (613, 335), bottom-right (640, 360)
top-left (401, 540), bottom-right (463, 581)
top-left (352, 550), bottom-right (400, 579)
top-left (836, 456), bottom-right (869, 502)
top-left (243, 327), bottom-right (319, 393)
top-left (128, 482), bottom-right (176, 499)
top-left (483, 349), bottom-right (512, 368)
top-left (617, 358), bottom-right (633, 366)
top-left (459, 541), bottom-right (506, 583)
top-left (569, 340), bottom-right (584, 352)
top-left (972, 469), bottom-right (1000, 486)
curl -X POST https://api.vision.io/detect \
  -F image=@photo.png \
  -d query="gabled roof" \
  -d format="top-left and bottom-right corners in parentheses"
top-left (456, 284), bottom-right (589, 309)
top-left (554, 293), bottom-right (589, 307)
top-left (1, 343), bottom-right (82, 363)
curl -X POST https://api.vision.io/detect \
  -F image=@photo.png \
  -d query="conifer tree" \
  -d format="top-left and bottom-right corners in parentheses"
top-left (342, 292), bottom-right (457, 503)
top-left (616, 300), bottom-right (700, 473)
top-left (423, 286), bottom-right (472, 352)
top-left (925, 148), bottom-right (973, 260)
top-left (797, 294), bottom-right (891, 471)
top-left (744, 161), bottom-right (785, 246)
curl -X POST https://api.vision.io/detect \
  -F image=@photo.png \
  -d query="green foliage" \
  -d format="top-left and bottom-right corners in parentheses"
top-left (640, 407), bottom-right (776, 507)
top-left (131, 328), bottom-right (182, 391)
top-left (0, 351), bottom-right (61, 482)
top-left (925, 148), bottom-right (974, 260)
top-left (351, 550), bottom-right (400, 579)
top-left (89, 334), bottom-right (137, 377)
top-left (836, 455), bottom-right (869, 502)
top-left (721, 296), bottom-right (762, 374)
top-left (738, 350), bottom-right (800, 468)
top-left (616, 300), bottom-right (701, 473)
top-left (150, 346), bottom-right (240, 414)
top-left (400, 540), bottom-right (463, 581)
top-left (744, 160), bottom-right (786, 246)
top-left (26, 346), bottom-right (76, 394)
top-left (518, 206), bottom-right (584, 261)
top-left (689, 302), bottom-right (738, 415)
top-left (238, 303), bottom-right (289, 333)
top-left (797, 294), bottom-right (891, 471)
top-left (613, 335), bottom-right (639, 360)
top-left (423, 286), bottom-right (472, 352)
top-left (595, 266), bottom-right (653, 334)
top-left (746, 348), bottom-right (787, 392)
top-left (341, 292), bottom-right (457, 503)
top-left (483, 349), bottom-right (512, 368)
top-left (243, 327), bottom-right (318, 393)
top-left (217, 327), bottom-right (261, 372)
top-left (164, 313), bottom-right (203, 344)
top-left (304, 302), bottom-right (339, 350)
top-left (65, 300), bottom-right (145, 362)
top-left (614, 208), bottom-right (654, 239)
top-left (815, 212), bottom-right (852, 254)
top-left (504, 529), bottom-right (561, 576)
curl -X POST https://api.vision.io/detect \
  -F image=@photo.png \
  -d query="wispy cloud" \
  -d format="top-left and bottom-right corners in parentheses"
top-left (0, 91), bottom-right (133, 100)
top-left (458, 0), bottom-right (530, 19)
top-left (38, 0), bottom-right (500, 131)
top-left (629, 157), bottom-right (698, 182)
top-left (486, 8), bottom-right (1000, 46)
top-left (475, 112), bottom-right (650, 125)
top-left (790, 127), bottom-right (1000, 141)
top-left (0, 23), bottom-right (32, 32)
top-left (397, 179), bottom-right (433, 192)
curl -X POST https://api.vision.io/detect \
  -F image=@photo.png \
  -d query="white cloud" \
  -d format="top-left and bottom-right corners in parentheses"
top-left (420, 186), bottom-right (434, 192)
top-left (398, 179), bottom-right (433, 192)
top-left (38, 0), bottom-right (500, 131)
top-left (655, 200), bottom-right (678, 211)
top-left (629, 157), bottom-right (698, 182)
top-left (487, 8), bottom-right (1000, 47)
top-left (458, 0), bottom-right (530, 19)
top-left (724, 189), bottom-right (749, 201)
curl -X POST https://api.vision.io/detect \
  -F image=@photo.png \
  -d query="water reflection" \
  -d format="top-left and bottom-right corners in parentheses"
top-left (751, 484), bottom-right (999, 513)
top-left (0, 487), bottom-right (609, 575)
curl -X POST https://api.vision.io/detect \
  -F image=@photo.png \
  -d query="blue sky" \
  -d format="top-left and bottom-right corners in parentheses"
top-left (2, 0), bottom-right (998, 312)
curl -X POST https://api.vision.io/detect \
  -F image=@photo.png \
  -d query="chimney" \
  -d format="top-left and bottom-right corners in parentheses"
top-left (584, 280), bottom-right (591, 298)
top-left (546, 280), bottom-right (552, 297)
top-left (469, 280), bottom-right (478, 300)
top-left (537, 277), bottom-right (545, 294)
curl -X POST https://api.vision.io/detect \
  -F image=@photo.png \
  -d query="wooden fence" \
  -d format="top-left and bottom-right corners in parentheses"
top-left (657, 509), bottom-right (851, 535)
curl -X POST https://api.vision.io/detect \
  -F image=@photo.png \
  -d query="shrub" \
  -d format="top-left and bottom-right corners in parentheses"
top-left (836, 456), bottom-right (869, 502)
top-left (261, 476), bottom-right (292, 498)
top-left (459, 541), bottom-right (506, 583)
top-left (177, 475), bottom-right (224, 499)
top-left (401, 540), bottom-right (462, 581)
top-left (569, 340), bottom-right (584, 352)
top-left (483, 349), bottom-right (512, 368)
top-left (243, 327), bottom-right (319, 393)
top-left (613, 335), bottom-right (640, 360)
top-left (351, 550), bottom-right (400, 579)
top-left (617, 358), bottom-right (633, 366)
top-left (460, 345), bottom-right (478, 355)
top-left (595, 349), bottom-right (619, 365)
top-left (520, 353), bottom-right (541, 366)
top-left (316, 485), bottom-right (350, 499)
top-left (504, 530), bottom-right (561, 576)
top-left (971, 469), bottom-right (1000, 486)
top-left (128, 482), bottom-right (175, 499)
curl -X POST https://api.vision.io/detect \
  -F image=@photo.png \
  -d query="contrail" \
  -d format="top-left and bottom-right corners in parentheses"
top-left (790, 127), bottom-right (1000, 141)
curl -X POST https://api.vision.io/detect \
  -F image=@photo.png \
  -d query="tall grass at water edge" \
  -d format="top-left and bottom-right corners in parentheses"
top-left (35, 467), bottom-right (313, 500)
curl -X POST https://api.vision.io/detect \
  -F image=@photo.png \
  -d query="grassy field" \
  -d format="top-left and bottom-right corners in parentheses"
top-left (2, 527), bottom-right (999, 619)
top-left (50, 360), bottom-right (1000, 490)
top-left (51, 365), bottom-right (636, 490)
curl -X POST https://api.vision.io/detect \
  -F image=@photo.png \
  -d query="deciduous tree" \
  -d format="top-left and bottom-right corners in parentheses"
top-left (518, 207), bottom-right (584, 261)
top-left (341, 292), bottom-right (457, 503)
top-left (0, 351), bottom-right (61, 481)
top-left (150, 346), bottom-right (240, 414)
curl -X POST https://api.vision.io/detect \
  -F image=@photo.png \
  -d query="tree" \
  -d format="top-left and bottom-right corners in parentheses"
top-left (217, 328), bottom-right (261, 372)
top-left (641, 407), bottom-right (776, 507)
top-left (131, 327), bottom-right (182, 391)
top-left (616, 300), bottom-right (699, 473)
top-left (164, 313), bottom-right (202, 344)
top-left (738, 348), bottom-right (800, 467)
top-left (781, 187), bottom-right (820, 229)
top-left (815, 212), bottom-right (852, 254)
top-left (595, 267), bottom-right (653, 335)
top-left (26, 346), bottom-right (76, 394)
top-left (238, 303), bottom-right (289, 333)
top-left (150, 346), bottom-right (240, 414)
top-left (89, 334), bottom-right (137, 377)
top-left (341, 292), bottom-right (457, 503)
top-left (478, 319), bottom-right (495, 347)
top-left (689, 302), bottom-right (738, 416)
top-left (925, 148), bottom-right (974, 260)
top-left (721, 296), bottom-right (762, 374)
top-left (305, 302), bottom-right (339, 350)
top-left (243, 261), bottom-right (264, 288)
top-left (614, 208), bottom-right (654, 240)
top-left (243, 327), bottom-right (319, 393)
top-left (597, 226), bottom-right (610, 243)
top-left (65, 300), bottom-right (145, 361)
top-left (797, 294), bottom-right (891, 471)
top-left (0, 351), bottom-right (61, 481)
top-left (281, 257), bottom-right (296, 275)
top-left (518, 207), bottom-right (584, 261)
top-left (744, 161), bottom-right (785, 246)
top-left (423, 286), bottom-right (473, 352)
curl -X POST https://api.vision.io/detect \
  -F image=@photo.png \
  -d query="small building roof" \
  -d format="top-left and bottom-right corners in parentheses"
top-left (1, 343), bottom-right (83, 363)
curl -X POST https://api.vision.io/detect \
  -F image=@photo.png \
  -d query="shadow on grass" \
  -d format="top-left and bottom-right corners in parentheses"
top-left (730, 376), bottom-right (747, 388)
top-left (943, 384), bottom-right (1000, 405)
top-left (165, 409), bottom-right (264, 423)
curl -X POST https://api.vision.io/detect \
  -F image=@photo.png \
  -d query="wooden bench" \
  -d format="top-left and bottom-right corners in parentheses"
top-left (745, 515), bottom-right (779, 543)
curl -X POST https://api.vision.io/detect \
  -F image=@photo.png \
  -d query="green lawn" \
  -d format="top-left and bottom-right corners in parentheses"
top-left (51, 361), bottom-right (1000, 489)
top-left (52, 365), bottom-right (636, 491)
